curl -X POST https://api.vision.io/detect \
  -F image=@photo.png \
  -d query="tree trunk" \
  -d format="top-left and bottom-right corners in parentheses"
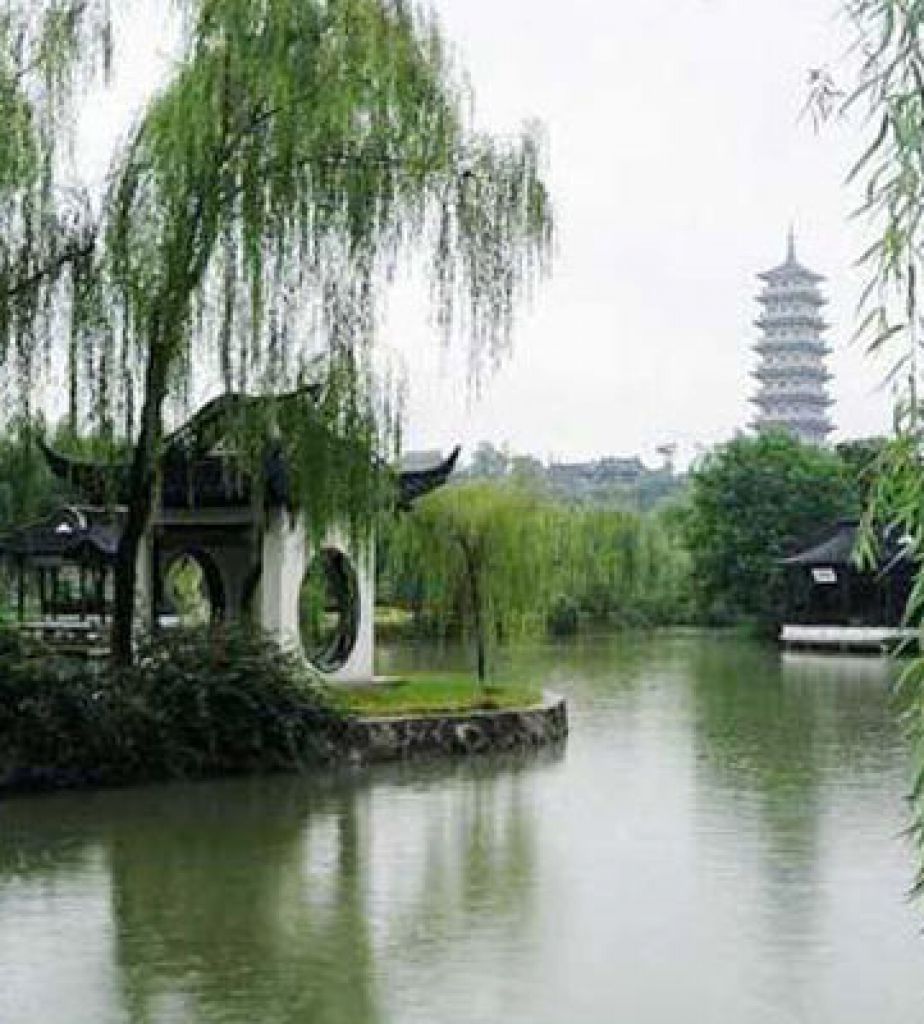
top-left (111, 336), bottom-right (169, 666)
top-left (461, 539), bottom-right (486, 684)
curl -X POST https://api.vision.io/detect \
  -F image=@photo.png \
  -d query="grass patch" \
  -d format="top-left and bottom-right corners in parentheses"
top-left (333, 674), bottom-right (542, 716)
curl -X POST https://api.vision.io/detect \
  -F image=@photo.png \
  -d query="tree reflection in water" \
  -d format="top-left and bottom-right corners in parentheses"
top-left (3, 634), bottom-right (917, 1024)
top-left (687, 639), bottom-right (905, 1005)
top-left (0, 750), bottom-right (556, 1024)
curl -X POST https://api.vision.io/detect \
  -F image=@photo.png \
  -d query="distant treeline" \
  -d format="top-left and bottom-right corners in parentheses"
top-left (382, 432), bottom-right (886, 639)
top-left (378, 483), bottom-right (693, 642)
top-left (459, 440), bottom-right (686, 510)
top-left (0, 419), bottom-right (886, 638)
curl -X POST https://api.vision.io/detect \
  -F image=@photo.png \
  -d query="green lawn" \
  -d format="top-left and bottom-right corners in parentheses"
top-left (333, 674), bottom-right (542, 716)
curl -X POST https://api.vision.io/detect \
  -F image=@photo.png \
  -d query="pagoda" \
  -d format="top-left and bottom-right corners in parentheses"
top-left (751, 231), bottom-right (833, 445)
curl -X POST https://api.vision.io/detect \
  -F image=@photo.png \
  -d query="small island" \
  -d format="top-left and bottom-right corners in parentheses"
top-left (0, 395), bottom-right (566, 794)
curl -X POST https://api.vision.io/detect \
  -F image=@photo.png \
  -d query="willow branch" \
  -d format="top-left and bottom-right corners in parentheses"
top-left (0, 236), bottom-right (95, 300)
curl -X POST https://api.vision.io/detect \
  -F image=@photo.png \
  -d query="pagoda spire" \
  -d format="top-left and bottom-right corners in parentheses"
top-left (787, 224), bottom-right (796, 264)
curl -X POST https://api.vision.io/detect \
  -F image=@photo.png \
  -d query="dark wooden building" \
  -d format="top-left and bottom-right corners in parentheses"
top-left (781, 519), bottom-right (914, 627)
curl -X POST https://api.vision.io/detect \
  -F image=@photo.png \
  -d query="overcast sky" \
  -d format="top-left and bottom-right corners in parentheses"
top-left (80, 0), bottom-right (893, 467)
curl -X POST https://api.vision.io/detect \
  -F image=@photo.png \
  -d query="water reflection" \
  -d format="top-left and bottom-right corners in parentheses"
top-left (688, 640), bottom-right (910, 1015)
top-left (0, 751), bottom-right (556, 1024)
top-left (2, 634), bottom-right (924, 1024)
top-left (107, 782), bottom-right (379, 1024)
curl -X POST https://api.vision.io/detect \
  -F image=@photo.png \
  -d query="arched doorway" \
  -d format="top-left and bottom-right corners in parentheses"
top-left (160, 549), bottom-right (226, 628)
top-left (299, 548), bottom-right (360, 672)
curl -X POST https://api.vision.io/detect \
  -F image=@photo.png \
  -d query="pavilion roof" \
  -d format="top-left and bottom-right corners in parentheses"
top-left (0, 507), bottom-right (121, 563)
top-left (39, 392), bottom-right (459, 512)
top-left (782, 521), bottom-right (859, 567)
top-left (781, 519), bottom-right (911, 571)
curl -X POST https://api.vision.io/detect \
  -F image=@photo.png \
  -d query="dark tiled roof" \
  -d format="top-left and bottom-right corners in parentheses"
top-left (782, 521), bottom-right (859, 566)
top-left (782, 520), bottom-right (911, 571)
top-left (0, 515), bottom-right (121, 562)
top-left (41, 393), bottom-right (458, 512)
top-left (396, 447), bottom-right (461, 508)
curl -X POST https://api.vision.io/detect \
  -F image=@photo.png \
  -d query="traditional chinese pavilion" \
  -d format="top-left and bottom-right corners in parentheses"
top-left (0, 394), bottom-right (458, 680)
top-left (779, 519), bottom-right (917, 652)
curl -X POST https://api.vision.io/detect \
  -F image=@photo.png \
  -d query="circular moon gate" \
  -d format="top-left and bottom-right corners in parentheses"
top-left (299, 548), bottom-right (360, 672)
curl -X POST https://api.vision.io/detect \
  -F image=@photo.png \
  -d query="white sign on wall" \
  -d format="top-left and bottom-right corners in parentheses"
top-left (811, 567), bottom-right (837, 585)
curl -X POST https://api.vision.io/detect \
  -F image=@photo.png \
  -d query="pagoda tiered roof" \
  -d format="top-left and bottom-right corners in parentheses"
top-left (750, 231), bottom-right (834, 445)
top-left (754, 313), bottom-right (828, 330)
top-left (756, 289), bottom-right (826, 306)
top-left (758, 292), bottom-right (827, 307)
top-left (750, 415), bottom-right (834, 434)
top-left (753, 363), bottom-right (831, 379)
top-left (754, 338), bottom-right (830, 356)
top-left (750, 391), bottom-right (834, 408)
top-left (757, 232), bottom-right (825, 284)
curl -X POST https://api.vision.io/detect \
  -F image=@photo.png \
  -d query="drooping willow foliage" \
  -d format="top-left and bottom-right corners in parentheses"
top-left (384, 483), bottom-right (693, 682)
top-left (387, 482), bottom-right (554, 682)
top-left (0, 1), bottom-right (111, 420)
top-left (547, 503), bottom-right (692, 629)
top-left (0, 0), bottom-right (553, 662)
top-left (828, 0), bottom-right (924, 891)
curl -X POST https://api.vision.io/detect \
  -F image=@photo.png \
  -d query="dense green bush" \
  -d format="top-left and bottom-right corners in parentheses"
top-left (0, 628), bottom-right (345, 792)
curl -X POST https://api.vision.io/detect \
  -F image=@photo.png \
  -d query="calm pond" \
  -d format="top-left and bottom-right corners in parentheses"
top-left (2, 631), bottom-right (923, 1023)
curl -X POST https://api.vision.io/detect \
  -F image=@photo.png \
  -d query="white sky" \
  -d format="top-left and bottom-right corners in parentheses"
top-left (79, 0), bottom-right (894, 468)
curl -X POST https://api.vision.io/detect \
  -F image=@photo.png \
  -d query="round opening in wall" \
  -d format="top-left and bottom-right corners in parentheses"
top-left (160, 550), bottom-right (224, 627)
top-left (299, 548), bottom-right (360, 673)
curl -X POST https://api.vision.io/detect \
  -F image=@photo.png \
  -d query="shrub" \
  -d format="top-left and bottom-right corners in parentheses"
top-left (0, 626), bottom-right (345, 792)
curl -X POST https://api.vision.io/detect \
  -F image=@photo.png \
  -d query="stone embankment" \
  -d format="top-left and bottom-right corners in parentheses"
top-left (342, 693), bottom-right (568, 765)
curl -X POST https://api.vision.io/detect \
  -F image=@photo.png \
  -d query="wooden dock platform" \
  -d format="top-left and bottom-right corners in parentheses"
top-left (780, 624), bottom-right (919, 654)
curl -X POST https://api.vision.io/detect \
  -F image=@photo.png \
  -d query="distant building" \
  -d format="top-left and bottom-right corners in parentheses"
top-left (751, 231), bottom-right (834, 445)
top-left (546, 457), bottom-right (645, 496)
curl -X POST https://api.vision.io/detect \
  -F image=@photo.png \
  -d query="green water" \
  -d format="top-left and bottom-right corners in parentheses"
top-left (2, 632), bottom-right (923, 1023)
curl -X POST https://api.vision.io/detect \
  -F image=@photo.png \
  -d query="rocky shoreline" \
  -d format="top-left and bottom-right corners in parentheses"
top-left (1, 694), bottom-right (569, 795)
top-left (341, 693), bottom-right (568, 766)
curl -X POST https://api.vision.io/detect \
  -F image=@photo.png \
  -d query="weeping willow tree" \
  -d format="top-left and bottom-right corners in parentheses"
top-left (821, 0), bottom-right (924, 889)
top-left (5, 0), bottom-right (552, 664)
top-left (548, 503), bottom-right (692, 628)
top-left (0, 3), bottom-right (112, 632)
top-left (389, 482), bottom-right (552, 683)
